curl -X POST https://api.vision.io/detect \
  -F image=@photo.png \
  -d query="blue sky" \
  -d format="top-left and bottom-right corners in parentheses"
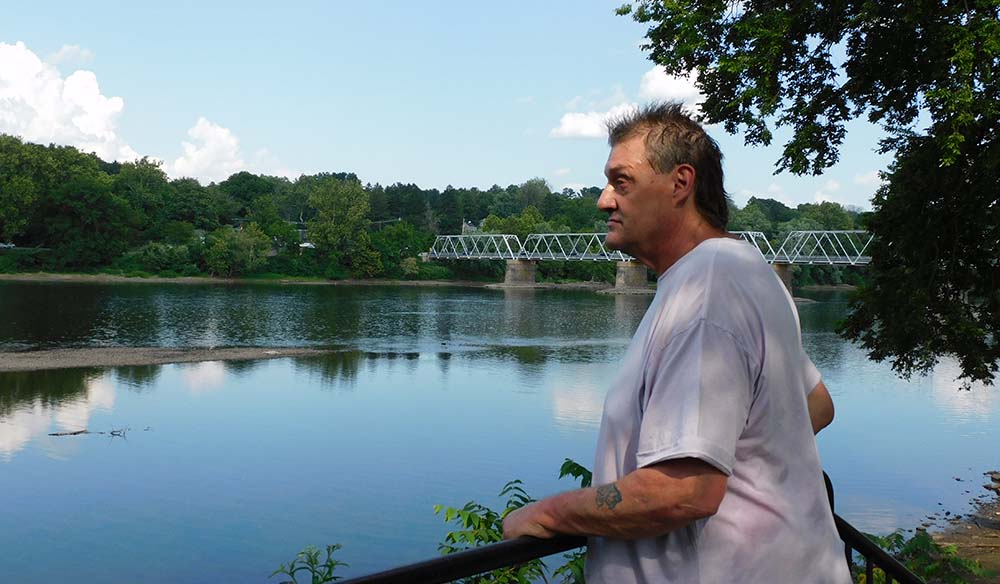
top-left (1, 1), bottom-right (891, 209)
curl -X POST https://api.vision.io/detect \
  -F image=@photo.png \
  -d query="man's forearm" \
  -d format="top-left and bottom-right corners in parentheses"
top-left (504, 460), bottom-right (727, 540)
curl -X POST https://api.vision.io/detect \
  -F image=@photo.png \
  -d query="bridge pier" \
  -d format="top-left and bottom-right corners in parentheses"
top-left (503, 259), bottom-right (537, 286)
top-left (615, 261), bottom-right (649, 291)
top-left (772, 263), bottom-right (793, 295)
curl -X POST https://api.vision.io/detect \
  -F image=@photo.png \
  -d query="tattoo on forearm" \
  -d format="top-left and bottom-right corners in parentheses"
top-left (595, 483), bottom-right (623, 510)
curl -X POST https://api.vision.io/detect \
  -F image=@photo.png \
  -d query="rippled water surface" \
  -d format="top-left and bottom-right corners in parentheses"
top-left (0, 281), bottom-right (997, 582)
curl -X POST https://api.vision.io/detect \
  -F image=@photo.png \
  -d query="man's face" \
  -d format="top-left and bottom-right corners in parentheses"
top-left (598, 134), bottom-right (675, 258)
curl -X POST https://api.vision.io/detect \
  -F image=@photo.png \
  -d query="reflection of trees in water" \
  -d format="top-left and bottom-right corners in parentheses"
top-left (293, 350), bottom-right (366, 388)
top-left (797, 299), bottom-right (850, 374)
top-left (223, 359), bottom-right (265, 378)
top-left (298, 287), bottom-right (365, 344)
top-left (0, 367), bottom-right (105, 418)
top-left (113, 365), bottom-right (162, 390)
top-left (0, 283), bottom-right (109, 348)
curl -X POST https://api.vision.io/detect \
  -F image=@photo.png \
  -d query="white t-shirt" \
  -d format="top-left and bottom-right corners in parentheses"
top-left (585, 237), bottom-right (850, 584)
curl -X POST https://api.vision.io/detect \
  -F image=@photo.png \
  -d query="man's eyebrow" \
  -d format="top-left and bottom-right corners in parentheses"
top-left (605, 164), bottom-right (631, 179)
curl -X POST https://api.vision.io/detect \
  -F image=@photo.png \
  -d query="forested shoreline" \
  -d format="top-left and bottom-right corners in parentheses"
top-left (0, 134), bottom-right (868, 286)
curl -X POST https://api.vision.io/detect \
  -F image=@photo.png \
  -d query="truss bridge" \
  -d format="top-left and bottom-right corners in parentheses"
top-left (429, 231), bottom-right (872, 265)
top-left (426, 230), bottom-right (872, 292)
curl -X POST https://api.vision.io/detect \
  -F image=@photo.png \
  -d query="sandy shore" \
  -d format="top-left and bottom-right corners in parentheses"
top-left (0, 346), bottom-right (339, 372)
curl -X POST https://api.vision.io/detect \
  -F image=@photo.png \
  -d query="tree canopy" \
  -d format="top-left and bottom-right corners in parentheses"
top-left (619, 0), bottom-right (1000, 385)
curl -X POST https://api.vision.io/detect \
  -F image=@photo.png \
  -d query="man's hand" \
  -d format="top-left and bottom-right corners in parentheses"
top-left (502, 502), bottom-right (557, 539)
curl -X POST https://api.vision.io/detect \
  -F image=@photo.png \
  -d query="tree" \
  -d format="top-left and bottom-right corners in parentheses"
top-left (166, 178), bottom-right (229, 230)
top-left (0, 135), bottom-right (42, 242)
top-left (728, 203), bottom-right (772, 234)
top-left (619, 1), bottom-right (1000, 384)
top-left (306, 176), bottom-right (382, 277)
top-left (370, 221), bottom-right (434, 277)
top-left (435, 187), bottom-right (464, 234)
top-left (204, 224), bottom-right (271, 276)
top-left (798, 202), bottom-right (854, 231)
top-left (218, 171), bottom-right (275, 214)
top-left (37, 173), bottom-right (136, 267)
top-left (112, 157), bottom-right (170, 238)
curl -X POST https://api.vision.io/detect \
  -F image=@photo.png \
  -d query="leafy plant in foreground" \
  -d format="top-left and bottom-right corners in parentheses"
top-left (854, 530), bottom-right (991, 584)
top-left (434, 479), bottom-right (545, 584)
top-left (271, 544), bottom-right (348, 584)
top-left (434, 458), bottom-right (593, 584)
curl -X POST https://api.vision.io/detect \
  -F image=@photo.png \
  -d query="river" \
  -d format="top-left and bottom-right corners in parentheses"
top-left (0, 280), bottom-right (997, 582)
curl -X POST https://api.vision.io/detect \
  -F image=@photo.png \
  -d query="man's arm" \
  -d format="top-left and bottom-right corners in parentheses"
top-left (502, 457), bottom-right (727, 540)
top-left (807, 380), bottom-right (834, 434)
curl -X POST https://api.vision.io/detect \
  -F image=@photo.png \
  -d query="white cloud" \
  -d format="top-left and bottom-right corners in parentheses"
top-left (47, 44), bottom-right (94, 66)
top-left (554, 167), bottom-right (571, 176)
top-left (252, 148), bottom-right (298, 179)
top-left (561, 182), bottom-right (588, 192)
top-left (813, 179), bottom-right (842, 203)
top-left (853, 170), bottom-right (884, 187)
top-left (0, 41), bottom-right (137, 161)
top-left (164, 117), bottom-right (247, 183)
top-left (550, 102), bottom-right (637, 139)
top-left (638, 66), bottom-right (704, 111)
top-left (767, 182), bottom-right (784, 194)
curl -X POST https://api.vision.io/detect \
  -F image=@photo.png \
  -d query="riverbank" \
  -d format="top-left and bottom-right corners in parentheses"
top-left (0, 271), bottom-right (613, 290)
top-left (0, 346), bottom-right (339, 372)
top-left (932, 474), bottom-right (1000, 582)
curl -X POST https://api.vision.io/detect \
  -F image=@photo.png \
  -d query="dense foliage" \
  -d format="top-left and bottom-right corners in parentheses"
top-left (0, 134), bottom-right (866, 287)
top-left (617, 0), bottom-right (1000, 384)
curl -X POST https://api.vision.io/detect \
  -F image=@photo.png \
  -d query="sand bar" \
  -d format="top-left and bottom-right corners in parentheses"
top-left (0, 346), bottom-right (338, 372)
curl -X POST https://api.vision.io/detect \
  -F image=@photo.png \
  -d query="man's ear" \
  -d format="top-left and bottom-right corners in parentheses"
top-left (671, 164), bottom-right (696, 205)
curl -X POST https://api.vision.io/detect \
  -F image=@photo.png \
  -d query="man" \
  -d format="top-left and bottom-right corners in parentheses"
top-left (502, 103), bottom-right (849, 583)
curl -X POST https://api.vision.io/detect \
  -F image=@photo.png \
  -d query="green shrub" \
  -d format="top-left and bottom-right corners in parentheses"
top-left (115, 242), bottom-right (192, 274)
top-left (324, 262), bottom-right (349, 280)
top-left (415, 263), bottom-right (453, 280)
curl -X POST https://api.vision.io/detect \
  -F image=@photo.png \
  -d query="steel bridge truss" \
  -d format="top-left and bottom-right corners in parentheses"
top-left (521, 233), bottom-right (631, 261)
top-left (428, 230), bottom-right (872, 265)
top-left (429, 234), bottom-right (523, 260)
top-left (774, 230), bottom-right (873, 265)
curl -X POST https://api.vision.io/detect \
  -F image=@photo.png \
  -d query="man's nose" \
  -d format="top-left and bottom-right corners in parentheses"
top-left (597, 185), bottom-right (616, 212)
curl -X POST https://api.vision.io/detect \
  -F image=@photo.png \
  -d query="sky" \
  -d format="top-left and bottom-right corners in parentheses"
top-left (0, 1), bottom-right (891, 209)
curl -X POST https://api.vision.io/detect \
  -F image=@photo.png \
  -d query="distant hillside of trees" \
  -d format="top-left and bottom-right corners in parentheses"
top-left (0, 134), bottom-right (867, 286)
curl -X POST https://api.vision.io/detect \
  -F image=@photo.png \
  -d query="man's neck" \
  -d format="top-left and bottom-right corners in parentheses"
top-left (646, 217), bottom-right (727, 276)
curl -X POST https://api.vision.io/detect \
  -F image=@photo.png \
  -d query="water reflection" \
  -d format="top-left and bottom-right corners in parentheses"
top-left (0, 368), bottom-right (104, 416)
top-left (0, 369), bottom-right (116, 459)
top-left (931, 361), bottom-right (998, 421)
top-left (551, 364), bottom-right (608, 431)
top-left (114, 364), bottom-right (161, 389)
top-left (180, 361), bottom-right (227, 393)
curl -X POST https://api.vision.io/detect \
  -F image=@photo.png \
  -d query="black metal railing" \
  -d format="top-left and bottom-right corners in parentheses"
top-left (340, 474), bottom-right (926, 584)
top-left (339, 535), bottom-right (585, 584)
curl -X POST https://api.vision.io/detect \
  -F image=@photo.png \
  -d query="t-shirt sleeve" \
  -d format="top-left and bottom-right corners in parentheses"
top-left (635, 319), bottom-right (754, 476)
top-left (802, 349), bottom-right (822, 394)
